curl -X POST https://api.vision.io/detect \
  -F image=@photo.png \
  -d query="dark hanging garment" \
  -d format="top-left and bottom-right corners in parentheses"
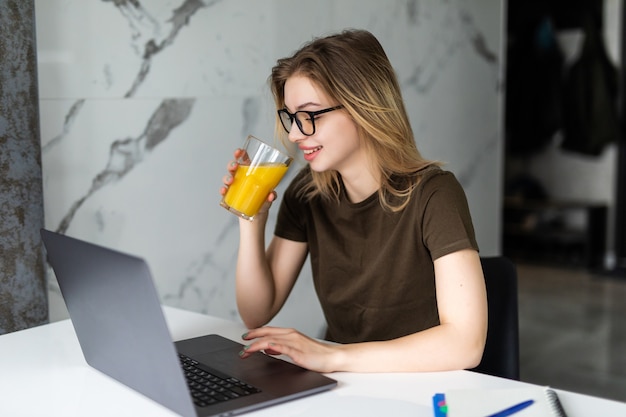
top-left (561, 16), bottom-right (620, 156)
top-left (506, 17), bottom-right (565, 155)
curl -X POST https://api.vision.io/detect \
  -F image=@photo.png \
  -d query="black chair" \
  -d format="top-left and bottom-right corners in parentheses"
top-left (471, 256), bottom-right (520, 380)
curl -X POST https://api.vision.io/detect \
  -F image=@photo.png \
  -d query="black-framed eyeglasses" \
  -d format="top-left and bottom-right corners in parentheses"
top-left (277, 105), bottom-right (344, 136)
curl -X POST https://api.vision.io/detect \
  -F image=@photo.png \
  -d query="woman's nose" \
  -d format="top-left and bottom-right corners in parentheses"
top-left (288, 125), bottom-right (306, 143)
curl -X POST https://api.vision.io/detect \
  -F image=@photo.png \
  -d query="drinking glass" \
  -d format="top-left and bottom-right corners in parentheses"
top-left (220, 135), bottom-right (293, 220)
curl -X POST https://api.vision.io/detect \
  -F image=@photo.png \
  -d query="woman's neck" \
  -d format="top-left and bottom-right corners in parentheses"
top-left (339, 166), bottom-right (380, 204)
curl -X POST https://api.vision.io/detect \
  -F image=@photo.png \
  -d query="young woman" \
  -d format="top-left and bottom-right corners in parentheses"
top-left (220, 29), bottom-right (487, 373)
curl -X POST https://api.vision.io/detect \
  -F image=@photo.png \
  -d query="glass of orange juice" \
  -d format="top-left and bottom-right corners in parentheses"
top-left (220, 135), bottom-right (293, 220)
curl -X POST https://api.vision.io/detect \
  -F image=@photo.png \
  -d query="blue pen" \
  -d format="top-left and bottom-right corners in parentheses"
top-left (486, 399), bottom-right (534, 417)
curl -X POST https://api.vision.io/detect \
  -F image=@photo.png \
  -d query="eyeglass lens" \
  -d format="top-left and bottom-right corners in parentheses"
top-left (279, 111), bottom-right (314, 135)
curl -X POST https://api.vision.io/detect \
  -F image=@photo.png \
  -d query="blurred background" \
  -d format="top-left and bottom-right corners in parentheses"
top-left (504, 0), bottom-right (626, 402)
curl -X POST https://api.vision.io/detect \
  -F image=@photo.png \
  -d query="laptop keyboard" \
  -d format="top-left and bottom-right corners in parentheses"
top-left (179, 354), bottom-right (261, 408)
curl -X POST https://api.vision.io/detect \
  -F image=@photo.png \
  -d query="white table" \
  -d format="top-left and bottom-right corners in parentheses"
top-left (1, 306), bottom-right (624, 416)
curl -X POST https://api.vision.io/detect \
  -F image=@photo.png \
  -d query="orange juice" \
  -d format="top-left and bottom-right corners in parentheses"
top-left (223, 163), bottom-right (289, 218)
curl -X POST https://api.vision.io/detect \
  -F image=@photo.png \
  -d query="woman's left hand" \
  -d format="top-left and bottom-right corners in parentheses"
top-left (239, 326), bottom-right (340, 373)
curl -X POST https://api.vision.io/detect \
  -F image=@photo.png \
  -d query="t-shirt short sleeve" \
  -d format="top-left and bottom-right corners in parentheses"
top-left (419, 171), bottom-right (479, 260)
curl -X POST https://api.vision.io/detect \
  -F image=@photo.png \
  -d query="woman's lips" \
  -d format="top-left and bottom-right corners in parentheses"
top-left (301, 145), bottom-right (322, 161)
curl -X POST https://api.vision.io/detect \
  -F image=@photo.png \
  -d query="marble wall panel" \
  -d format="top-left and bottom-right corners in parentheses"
top-left (36, 0), bottom-right (504, 338)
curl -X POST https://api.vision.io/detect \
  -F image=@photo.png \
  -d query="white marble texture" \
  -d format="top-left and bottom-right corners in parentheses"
top-left (36, 0), bottom-right (505, 337)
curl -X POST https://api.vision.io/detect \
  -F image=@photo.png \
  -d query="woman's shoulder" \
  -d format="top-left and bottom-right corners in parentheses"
top-left (416, 164), bottom-right (456, 185)
top-left (413, 165), bottom-right (466, 199)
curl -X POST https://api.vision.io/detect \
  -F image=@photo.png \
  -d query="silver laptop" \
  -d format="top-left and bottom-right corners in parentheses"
top-left (40, 229), bottom-right (336, 417)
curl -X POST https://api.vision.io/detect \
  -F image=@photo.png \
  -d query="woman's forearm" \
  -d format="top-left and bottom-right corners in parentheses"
top-left (330, 322), bottom-right (485, 373)
top-left (235, 216), bottom-right (277, 328)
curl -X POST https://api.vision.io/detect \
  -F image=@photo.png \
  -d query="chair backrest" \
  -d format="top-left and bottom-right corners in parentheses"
top-left (471, 256), bottom-right (520, 380)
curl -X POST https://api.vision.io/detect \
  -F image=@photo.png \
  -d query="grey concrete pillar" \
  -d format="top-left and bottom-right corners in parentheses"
top-left (0, 0), bottom-right (47, 334)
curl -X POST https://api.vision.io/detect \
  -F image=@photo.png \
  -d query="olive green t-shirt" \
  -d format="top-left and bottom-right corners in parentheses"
top-left (274, 166), bottom-right (479, 343)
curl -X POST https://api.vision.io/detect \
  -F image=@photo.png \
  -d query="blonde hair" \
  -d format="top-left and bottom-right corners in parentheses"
top-left (269, 29), bottom-right (440, 212)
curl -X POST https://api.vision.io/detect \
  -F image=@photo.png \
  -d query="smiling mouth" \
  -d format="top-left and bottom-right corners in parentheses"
top-left (303, 146), bottom-right (323, 155)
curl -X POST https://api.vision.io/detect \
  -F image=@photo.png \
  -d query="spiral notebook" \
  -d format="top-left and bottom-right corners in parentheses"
top-left (433, 386), bottom-right (569, 417)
